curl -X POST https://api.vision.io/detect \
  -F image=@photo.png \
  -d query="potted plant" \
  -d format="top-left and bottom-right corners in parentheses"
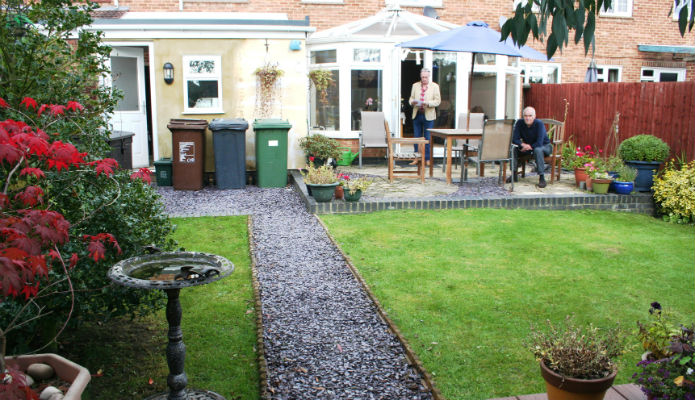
top-left (308, 69), bottom-right (334, 106)
top-left (0, 98), bottom-right (133, 399)
top-left (301, 157), bottom-right (339, 202)
top-left (618, 134), bottom-right (670, 192)
top-left (255, 62), bottom-right (284, 118)
top-left (298, 133), bottom-right (342, 166)
top-left (632, 303), bottom-right (694, 399)
top-left (585, 160), bottom-right (613, 194)
top-left (527, 315), bottom-right (626, 400)
top-left (338, 173), bottom-right (373, 202)
top-left (565, 145), bottom-right (597, 188)
top-left (613, 163), bottom-right (637, 195)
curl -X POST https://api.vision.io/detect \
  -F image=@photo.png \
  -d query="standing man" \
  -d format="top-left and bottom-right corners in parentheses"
top-left (512, 106), bottom-right (552, 188)
top-left (409, 68), bottom-right (441, 166)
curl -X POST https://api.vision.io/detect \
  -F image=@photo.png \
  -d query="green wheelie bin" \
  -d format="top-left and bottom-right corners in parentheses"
top-left (253, 119), bottom-right (291, 188)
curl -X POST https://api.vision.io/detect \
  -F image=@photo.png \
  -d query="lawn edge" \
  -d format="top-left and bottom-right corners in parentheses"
top-left (316, 216), bottom-right (447, 400)
top-left (247, 215), bottom-right (271, 400)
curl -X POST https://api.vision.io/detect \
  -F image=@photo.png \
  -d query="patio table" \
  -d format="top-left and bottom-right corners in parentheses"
top-left (428, 128), bottom-right (483, 184)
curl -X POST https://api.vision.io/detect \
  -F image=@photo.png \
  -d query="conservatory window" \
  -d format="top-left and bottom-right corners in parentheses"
top-left (183, 55), bottom-right (222, 113)
top-left (520, 62), bottom-right (560, 84)
top-left (350, 70), bottom-right (383, 131)
top-left (353, 48), bottom-right (381, 63)
top-left (310, 69), bottom-right (340, 131)
top-left (311, 50), bottom-right (337, 64)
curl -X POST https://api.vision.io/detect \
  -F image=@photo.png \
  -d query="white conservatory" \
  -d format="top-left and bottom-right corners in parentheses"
top-left (306, 5), bottom-right (527, 152)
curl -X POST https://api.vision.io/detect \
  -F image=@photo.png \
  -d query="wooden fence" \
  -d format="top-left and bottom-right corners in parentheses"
top-left (523, 81), bottom-right (695, 161)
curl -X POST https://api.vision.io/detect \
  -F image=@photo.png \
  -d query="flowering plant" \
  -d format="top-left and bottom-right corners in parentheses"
top-left (637, 302), bottom-right (681, 360)
top-left (301, 157), bottom-right (338, 185)
top-left (565, 145), bottom-right (603, 170)
top-left (584, 158), bottom-right (611, 180)
top-left (0, 97), bottom-right (139, 397)
top-left (632, 322), bottom-right (695, 399)
top-left (526, 315), bottom-right (625, 380)
top-left (337, 173), bottom-right (372, 195)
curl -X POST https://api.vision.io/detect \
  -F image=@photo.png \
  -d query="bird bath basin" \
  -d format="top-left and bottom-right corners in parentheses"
top-left (108, 252), bottom-right (233, 400)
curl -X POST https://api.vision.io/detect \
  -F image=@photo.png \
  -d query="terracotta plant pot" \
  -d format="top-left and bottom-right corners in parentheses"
top-left (4, 353), bottom-right (91, 400)
top-left (540, 361), bottom-right (616, 400)
top-left (574, 168), bottom-right (588, 187)
top-left (334, 185), bottom-right (344, 200)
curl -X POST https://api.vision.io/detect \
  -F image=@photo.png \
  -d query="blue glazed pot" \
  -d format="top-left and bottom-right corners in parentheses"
top-left (613, 180), bottom-right (634, 195)
top-left (625, 160), bottom-right (661, 192)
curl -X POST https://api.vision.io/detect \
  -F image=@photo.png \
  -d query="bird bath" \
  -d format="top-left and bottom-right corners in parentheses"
top-left (108, 252), bottom-right (233, 400)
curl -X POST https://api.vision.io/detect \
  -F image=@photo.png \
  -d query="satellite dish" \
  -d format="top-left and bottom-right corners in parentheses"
top-left (499, 15), bottom-right (508, 29)
top-left (423, 6), bottom-right (439, 19)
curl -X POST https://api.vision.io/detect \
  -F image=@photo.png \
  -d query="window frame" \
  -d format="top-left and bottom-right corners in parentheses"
top-left (640, 67), bottom-right (686, 82)
top-left (599, 0), bottom-right (633, 17)
top-left (387, 0), bottom-right (442, 7)
top-left (182, 55), bottom-right (223, 114)
top-left (596, 65), bottom-right (622, 82)
top-left (519, 62), bottom-right (561, 85)
top-left (673, 0), bottom-right (693, 21)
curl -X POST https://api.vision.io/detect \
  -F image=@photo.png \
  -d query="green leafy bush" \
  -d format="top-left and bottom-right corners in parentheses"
top-left (653, 160), bottom-right (695, 224)
top-left (618, 135), bottom-right (670, 162)
top-left (298, 133), bottom-right (342, 161)
top-left (615, 163), bottom-right (638, 182)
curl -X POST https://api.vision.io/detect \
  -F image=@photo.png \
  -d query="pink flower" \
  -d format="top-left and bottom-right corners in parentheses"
top-left (309, 156), bottom-right (315, 162)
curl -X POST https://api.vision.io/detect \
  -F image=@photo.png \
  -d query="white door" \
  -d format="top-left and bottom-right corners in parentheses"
top-left (108, 47), bottom-right (148, 168)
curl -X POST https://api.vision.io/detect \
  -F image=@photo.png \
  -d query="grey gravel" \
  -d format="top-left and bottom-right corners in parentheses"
top-left (157, 186), bottom-right (433, 400)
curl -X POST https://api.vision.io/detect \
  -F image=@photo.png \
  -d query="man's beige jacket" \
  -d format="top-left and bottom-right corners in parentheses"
top-left (409, 81), bottom-right (441, 121)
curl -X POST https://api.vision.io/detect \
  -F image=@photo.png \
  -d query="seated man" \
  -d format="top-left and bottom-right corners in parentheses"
top-left (511, 106), bottom-right (552, 188)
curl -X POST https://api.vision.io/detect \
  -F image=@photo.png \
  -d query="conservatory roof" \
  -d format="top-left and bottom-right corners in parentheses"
top-left (308, 5), bottom-right (457, 44)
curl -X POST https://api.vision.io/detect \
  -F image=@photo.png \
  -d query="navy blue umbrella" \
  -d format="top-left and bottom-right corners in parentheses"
top-left (398, 21), bottom-right (549, 127)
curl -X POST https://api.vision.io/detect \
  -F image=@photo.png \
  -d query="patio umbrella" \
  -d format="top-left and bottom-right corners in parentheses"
top-left (398, 21), bottom-right (548, 128)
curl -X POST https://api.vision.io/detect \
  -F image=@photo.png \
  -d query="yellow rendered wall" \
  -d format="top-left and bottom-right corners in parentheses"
top-left (153, 38), bottom-right (308, 172)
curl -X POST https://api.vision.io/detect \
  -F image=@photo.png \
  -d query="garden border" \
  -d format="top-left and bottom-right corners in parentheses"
top-left (289, 170), bottom-right (655, 215)
top-left (247, 216), bottom-right (271, 400)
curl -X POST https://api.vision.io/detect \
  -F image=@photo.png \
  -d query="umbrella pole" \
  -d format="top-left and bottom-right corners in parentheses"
top-left (466, 53), bottom-right (476, 129)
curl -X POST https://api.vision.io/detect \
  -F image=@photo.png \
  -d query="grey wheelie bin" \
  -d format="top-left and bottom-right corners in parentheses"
top-left (209, 118), bottom-right (249, 189)
top-left (253, 119), bottom-right (291, 188)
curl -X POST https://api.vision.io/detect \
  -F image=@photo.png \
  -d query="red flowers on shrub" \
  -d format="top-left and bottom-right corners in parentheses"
top-left (0, 97), bottom-right (127, 301)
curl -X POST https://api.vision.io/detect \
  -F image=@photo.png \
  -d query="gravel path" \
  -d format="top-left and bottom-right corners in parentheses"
top-left (158, 186), bottom-right (433, 399)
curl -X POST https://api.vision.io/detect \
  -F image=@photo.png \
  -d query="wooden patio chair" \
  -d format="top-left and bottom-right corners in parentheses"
top-left (461, 119), bottom-right (515, 191)
top-left (515, 118), bottom-right (566, 183)
top-left (360, 111), bottom-right (427, 183)
top-left (451, 112), bottom-right (485, 170)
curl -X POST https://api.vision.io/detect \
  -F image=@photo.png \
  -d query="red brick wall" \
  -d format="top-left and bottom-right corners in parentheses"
top-left (104, 0), bottom-right (694, 82)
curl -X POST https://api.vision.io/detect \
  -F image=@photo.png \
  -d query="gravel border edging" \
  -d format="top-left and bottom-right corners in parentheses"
top-left (247, 215), bottom-right (271, 400)
top-left (315, 216), bottom-right (446, 400)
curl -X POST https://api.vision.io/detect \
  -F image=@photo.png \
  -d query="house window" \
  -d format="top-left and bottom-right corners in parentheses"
top-left (596, 65), bottom-right (622, 82)
top-left (641, 67), bottom-right (686, 82)
top-left (520, 62), bottom-right (560, 84)
top-left (183, 55), bottom-right (222, 113)
top-left (513, 0), bottom-right (539, 12)
top-left (673, 0), bottom-right (693, 20)
top-left (387, 0), bottom-right (442, 7)
top-left (600, 0), bottom-right (632, 17)
top-left (310, 50), bottom-right (337, 64)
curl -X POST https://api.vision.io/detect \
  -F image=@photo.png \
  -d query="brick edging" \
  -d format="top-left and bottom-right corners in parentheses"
top-left (247, 215), bottom-right (271, 400)
top-left (289, 170), bottom-right (655, 215)
top-left (316, 216), bottom-right (447, 400)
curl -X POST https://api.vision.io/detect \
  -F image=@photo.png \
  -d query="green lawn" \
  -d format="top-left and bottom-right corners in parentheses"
top-left (320, 209), bottom-right (694, 400)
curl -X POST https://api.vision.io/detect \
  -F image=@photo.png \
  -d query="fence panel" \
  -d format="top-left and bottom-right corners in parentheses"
top-left (523, 81), bottom-right (695, 161)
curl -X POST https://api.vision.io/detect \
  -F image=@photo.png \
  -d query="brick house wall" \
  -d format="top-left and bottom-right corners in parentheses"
top-left (95, 0), bottom-right (694, 83)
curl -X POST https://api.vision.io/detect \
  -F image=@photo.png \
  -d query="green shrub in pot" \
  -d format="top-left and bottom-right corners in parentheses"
top-left (615, 164), bottom-right (638, 182)
top-left (298, 134), bottom-right (342, 164)
top-left (618, 134), bottom-right (670, 162)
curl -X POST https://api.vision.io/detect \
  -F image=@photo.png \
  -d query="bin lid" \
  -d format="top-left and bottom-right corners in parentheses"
top-left (110, 130), bottom-right (135, 139)
top-left (209, 118), bottom-right (249, 131)
top-left (253, 119), bottom-right (292, 129)
top-left (167, 118), bottom-right (208, 130)
top-left (154, 158), bottom-right (172, 165)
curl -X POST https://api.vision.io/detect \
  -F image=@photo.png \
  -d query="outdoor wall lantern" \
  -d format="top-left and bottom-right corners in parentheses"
top-left (163, 62), bottom-right (174, 84)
